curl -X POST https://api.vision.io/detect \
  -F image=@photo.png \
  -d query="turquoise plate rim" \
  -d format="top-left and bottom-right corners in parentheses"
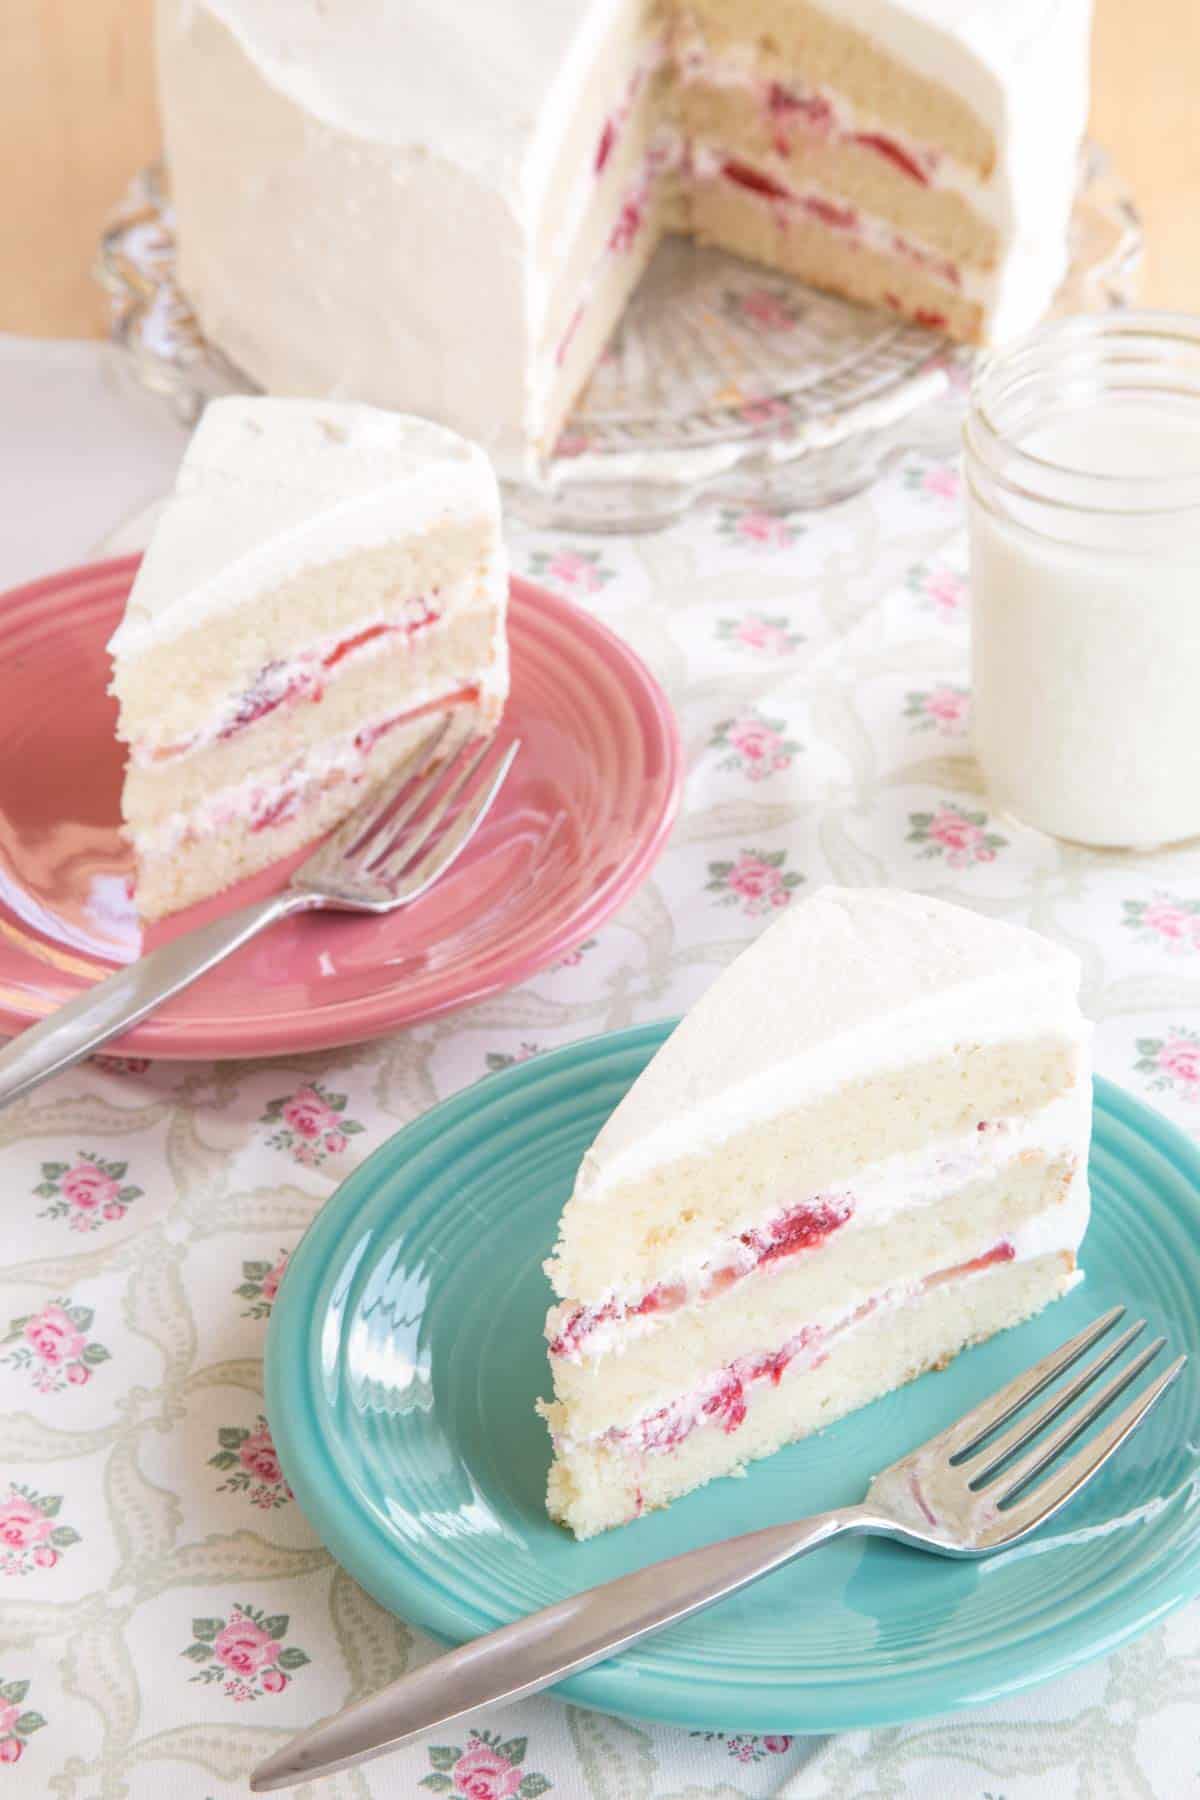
top-left (266, 1022), bottom-right (1200, 1733)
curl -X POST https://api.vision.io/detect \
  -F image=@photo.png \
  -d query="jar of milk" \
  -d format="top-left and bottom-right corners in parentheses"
top-left (964, 311), bottom-right (1200, 849)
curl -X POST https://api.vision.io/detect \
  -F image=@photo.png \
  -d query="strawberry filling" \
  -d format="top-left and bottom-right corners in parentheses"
top-left (606, 1240), bottom-right (1018, 1458)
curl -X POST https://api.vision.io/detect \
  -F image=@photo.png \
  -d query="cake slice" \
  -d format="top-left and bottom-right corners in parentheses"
top-left (108, 398), bottom-right (508, 921)
top-left (540, 887), bottom-right (1092, 1538)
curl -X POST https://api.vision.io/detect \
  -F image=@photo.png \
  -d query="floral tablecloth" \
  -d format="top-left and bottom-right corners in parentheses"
top-left (2, 335), bottom-right (1199, 1800)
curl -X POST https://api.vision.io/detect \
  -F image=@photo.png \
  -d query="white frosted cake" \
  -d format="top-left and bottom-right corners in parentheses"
top-left (540, 887), bottom-right (1092, 1538)
top-left (108, 398), bottom-right (508, 922)
top-left (156, 0), bottom-right (1093, 474)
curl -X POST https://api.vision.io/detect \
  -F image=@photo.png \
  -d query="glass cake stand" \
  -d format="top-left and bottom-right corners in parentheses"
top-left (95, 145), bottom-right (1141, 532)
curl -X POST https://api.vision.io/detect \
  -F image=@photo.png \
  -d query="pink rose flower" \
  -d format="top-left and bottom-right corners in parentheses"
top-left (33, 1545), bottom-right (58, 1569)
top-left (238, 1424), bottom-right (283, 1487)
top-left (741, 289), bottom-right (796, 332)
top-left (65, 1362), bottom-right (90, 1386)
top-left (451, 1744), bottom-right (524, 1800)
top-left (0, 1737), bottom-right (22, 1764)
top-left (260, 1666), bottom-right (287, 1694)
top-left (62, 1163), bottom-right (119, 1213)
top-left (735, 510), bottom-right (791, 547)
top-left (928, 809), bottom-right (984, 863)
top-left (922, 463), bottom-right (962, 501)
top-left (727, 855), bottom-right (777, 902)
top-left (728, 719), bottom-right (787, 773)
top-left (1143, 900), bottom-right (1194, 943)
top-left (0, 1495), bottom-right (52, 1551)
top-left (740, 397), bottom-right (790, 426)
top-left (736, 617), bottom-right (791, 655)
top-left (259, 1255), bottom-right (289, 1303)
top-left (102, 1202), bottom-right (127, 1222)
top-left (282, 1087), bottom-right (337, 1140)
top-left (213, 1614), bottom-right (283, 1678)
top-left (547, 551), bottom-right (601, 594)
top-left (1159, 1038), bottom-right (1200, 1089)
top-left (924, 686), bottom-right (968, 727)
top-left (762, 1735), bottom-right (792, 1752)
top-left (24, 1305), bottom-right (86, 1366)
top-left (323, 1130), bottom-right (348, 1156)
top-left (924, 570), bottom-right (966, 617)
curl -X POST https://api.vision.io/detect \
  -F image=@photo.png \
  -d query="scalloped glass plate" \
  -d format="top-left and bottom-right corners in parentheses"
top-left (265, 1023), bottom-right (1200, 1735)
top-left (97, 146), bottom-right (1141, 531)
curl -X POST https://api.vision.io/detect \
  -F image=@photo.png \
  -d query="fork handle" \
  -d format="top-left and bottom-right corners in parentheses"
top-left (250, 1504), bottom-right (878, 1793)
top-left (0, 890), bottom-right (316, 1109)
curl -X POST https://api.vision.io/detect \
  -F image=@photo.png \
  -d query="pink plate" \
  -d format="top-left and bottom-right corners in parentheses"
top-left (0, 557), bottom-right (682, 1059)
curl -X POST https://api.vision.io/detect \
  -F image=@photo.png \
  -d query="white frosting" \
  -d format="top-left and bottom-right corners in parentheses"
top-left (157, 0), bottom-right (1091, 471)
top-left (107, 397), bottom-right (505, 660)
top-left (561, 1088), bottom-right (1089, 1362)
top-left (576, 887), bottom-right (1090, 1201)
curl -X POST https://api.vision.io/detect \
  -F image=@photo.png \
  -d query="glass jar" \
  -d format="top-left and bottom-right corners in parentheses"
top-left (964, 311), bottom-right (1200, 849)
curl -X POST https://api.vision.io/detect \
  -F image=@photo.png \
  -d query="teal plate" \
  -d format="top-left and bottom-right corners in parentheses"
top-left (266, 1023), bottom-right (1200, 1733)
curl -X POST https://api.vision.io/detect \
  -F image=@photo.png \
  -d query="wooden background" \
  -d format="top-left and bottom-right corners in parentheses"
top-left (3, 0), bottom-right (1196, 338)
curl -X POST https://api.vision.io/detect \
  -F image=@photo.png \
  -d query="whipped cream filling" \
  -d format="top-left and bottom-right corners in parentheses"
top-left (676, 35), bottom-right (1006, 228)
top-left (132, 680), bottom-right (486, 862)
top-left (691, 143), bottom-right (989, 310)
top-left (558, 1223), bottom-right (1082, 1457)
top-left (131, 593), bottom-right (447, 769)
top-left (551, 1091), bottom-right (1087, 1362)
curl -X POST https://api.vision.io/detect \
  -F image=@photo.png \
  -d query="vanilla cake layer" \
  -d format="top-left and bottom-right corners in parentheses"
top-left (690, 172), bottom-right (982, 338)
top-left (549, 1036), bottom-right (1081, 1301)
top-left (549, 1154), bottom-right (1079, 1437)
top-left (122, 606), bottom-right (500, 827)
top-left (546, 1247), bottom-right (1076, 1538)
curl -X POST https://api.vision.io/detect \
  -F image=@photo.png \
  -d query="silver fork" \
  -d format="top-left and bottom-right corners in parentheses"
top-left (0, 717), bottom-right (520, 1109)
top-left (251, 1305), bottom-right (1184, 1793)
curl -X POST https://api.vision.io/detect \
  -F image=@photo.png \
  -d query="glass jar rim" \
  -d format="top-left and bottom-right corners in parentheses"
top-left (966, 309), bottom-right (1200, 519)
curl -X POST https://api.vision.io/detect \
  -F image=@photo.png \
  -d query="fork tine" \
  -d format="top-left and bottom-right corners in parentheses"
top-left (988, 1354), bottom-right (1186, 1542)
top-left (367, 734), bottom-right (495, 883)
top-left (390, 738), bottom-right (521, 902)
top-left (965, 1319), bottom-right (1148, 1487)
top-left (944, 1305), bottom-right (1127, 1462)
top-left (989, 1337), bottom-right (1166, 1505)
top-left (303, 714), bottom-right (454, 875)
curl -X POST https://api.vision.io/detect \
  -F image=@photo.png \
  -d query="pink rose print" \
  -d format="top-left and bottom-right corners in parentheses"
top-left (89, 1054), bottom-right (151, 1075)
top-left (691, 1731), bottom-right (793, 1763)
top-left (737, 287), bottom-right (802, 333)
top-left (1, 1299), bottom-right (110, 1394)
top-left (183, 1602), bottom-right (309, 1700)
top-left (905, 457), bottom-right (962, 503)
top-left (1123, 894), bottom-right (1200, 954)
top-left (0, 1486), bottom-right (80, 1577)
top-left (711, 712), bottom-right (801, 781)
top-left (908, 563), bottom-right (967, 622)
top-left (553, 937), bottom-right (596, 971)
top-left (262, 1081), bottom-right (365, 1168)
top-left (0, 1679), bottom-right (45, 1763)
top-left (211, 1416), bottom-right (293, 1509)
top-left (237, 1249), bottom-right (291, 1319)
top-left (717, 505), bottom-right (800, 549)
top-left (528, 547), bottom-right (614, 595)
top-left (486, 1044), bottom-right (540, 1074)
top-left (35, 1153), bottom-right (142, 1233)
top-left (421, 1728), bottom-right (552, 1799)
top-left (904, 685), bottom-right (969, 735)
top-left (716, 613), bottom-right (805, 657)
top-left (1136, 1030), bottom-right (1200, 1101)
top-left (707, 849), bottom-right (804, 917)
top-left (739, 396), bottom-right (792, 428)
top-left (908, 804), bottom-right (1007, 868)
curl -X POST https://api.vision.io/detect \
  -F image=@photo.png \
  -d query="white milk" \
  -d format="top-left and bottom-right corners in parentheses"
top-left (966, 319), bottom-right (1200, 848)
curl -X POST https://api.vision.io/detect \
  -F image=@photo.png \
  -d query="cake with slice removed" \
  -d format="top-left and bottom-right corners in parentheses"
top-left (108, 397), bottom-right (508, 922)
top-left (539, 887), bottom-right (1092, 1538)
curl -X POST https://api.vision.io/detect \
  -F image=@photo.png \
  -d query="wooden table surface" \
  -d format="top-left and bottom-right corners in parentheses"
top-left (2, 0), bottom-right (1197, 338)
